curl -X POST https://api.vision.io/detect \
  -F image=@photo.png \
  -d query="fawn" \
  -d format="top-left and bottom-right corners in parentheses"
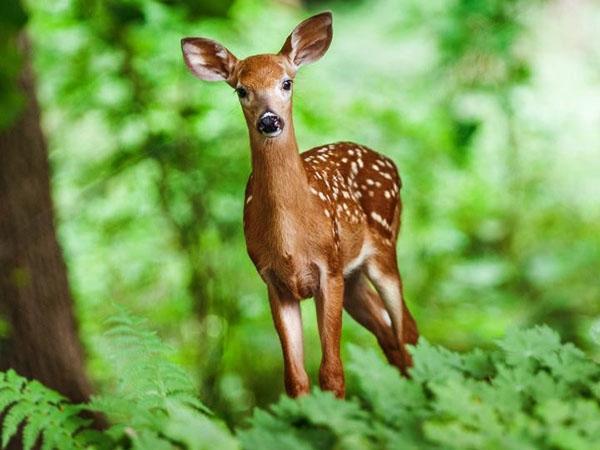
top-left (182, 11), bottom-right (418, 398)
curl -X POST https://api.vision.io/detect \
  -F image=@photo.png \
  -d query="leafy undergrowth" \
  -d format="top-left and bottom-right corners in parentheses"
top-left (240, 328), bottom-right (600, 450)
top-left (1, 315), bottom-right (599, 450)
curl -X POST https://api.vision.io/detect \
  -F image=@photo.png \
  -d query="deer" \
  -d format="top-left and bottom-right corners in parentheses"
top-left (181, 11), bottom-right (418, 398)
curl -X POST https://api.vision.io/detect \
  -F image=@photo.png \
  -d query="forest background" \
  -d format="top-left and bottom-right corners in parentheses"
top-left (1, 0), bottom-right (599, 431)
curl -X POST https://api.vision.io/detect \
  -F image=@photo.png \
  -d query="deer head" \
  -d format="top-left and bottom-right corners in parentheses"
top-left (181, 12), bottom-right (333, 140)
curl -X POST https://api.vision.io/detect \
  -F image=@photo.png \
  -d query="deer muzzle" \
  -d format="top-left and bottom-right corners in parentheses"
top-left (257, 111), bottom-right (284, 137)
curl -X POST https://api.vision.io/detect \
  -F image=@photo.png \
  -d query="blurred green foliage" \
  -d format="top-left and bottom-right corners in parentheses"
top-left (16, 0), bottom-right (600, 425)
top-left (2, 319), bottom-right (599, 449)
top-left (0, 311), bottom-right (238, 450)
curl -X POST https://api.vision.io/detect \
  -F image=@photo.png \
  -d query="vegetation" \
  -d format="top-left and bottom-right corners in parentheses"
top-left (1, 313), bottom-right (598, 449)
top-left (1, 0), bottom-right (599, 448)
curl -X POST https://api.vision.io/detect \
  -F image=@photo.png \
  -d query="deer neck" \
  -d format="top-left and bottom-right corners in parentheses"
top-left (249, 123), bottom-right (310, 218)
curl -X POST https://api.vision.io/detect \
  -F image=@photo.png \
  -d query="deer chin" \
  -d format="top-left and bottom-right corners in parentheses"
top-left (260, 128), bottom-right (283, 138)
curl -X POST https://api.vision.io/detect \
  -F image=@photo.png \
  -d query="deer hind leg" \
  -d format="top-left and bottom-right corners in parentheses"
top-left (365, 257), bottom-right (419, 374)
top-left (343, 271), bottom-right (406, 370)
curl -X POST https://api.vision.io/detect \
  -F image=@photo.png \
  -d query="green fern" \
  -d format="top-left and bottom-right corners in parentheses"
top-left (0, 310), bottom-right (237, 450)
top-left (86, 310), bottom-right (236, 449)
top-left (0, 370), bottom-right (90, 450)
top-left (2, 315), bottom-right (598, 450)
top-left (88, 312), bottom-right (209, 424)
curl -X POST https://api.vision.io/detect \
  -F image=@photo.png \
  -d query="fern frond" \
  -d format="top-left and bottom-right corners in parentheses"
top-left (0, 370), bottom-right (91, 450)
top-left (3, 401), bottom-right (32, 448)
top-left (83, 309), bottom-right (224, 448)
top-left (22, 413), bottom-right (46, 450)
top-left (92, 310), bottom-right (210, 416)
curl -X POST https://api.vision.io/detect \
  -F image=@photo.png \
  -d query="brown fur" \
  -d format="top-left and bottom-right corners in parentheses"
top-left (182, 12), bottom-right (419, 398)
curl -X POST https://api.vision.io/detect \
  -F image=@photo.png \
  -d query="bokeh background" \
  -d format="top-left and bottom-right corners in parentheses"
top-left (7, 0), bottom-right (600, 426)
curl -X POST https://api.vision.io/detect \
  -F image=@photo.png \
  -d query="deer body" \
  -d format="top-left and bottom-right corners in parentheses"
top-left (182, 12), bottom-right (418, 398)
top-left (244, 141), bottom-right (398, 299)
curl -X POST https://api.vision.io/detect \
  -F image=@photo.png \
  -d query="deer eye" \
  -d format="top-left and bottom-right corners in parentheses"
top-left (236, 87), bottom-right (248, 98)
top-left (282, 80), bottom-right (292, 91)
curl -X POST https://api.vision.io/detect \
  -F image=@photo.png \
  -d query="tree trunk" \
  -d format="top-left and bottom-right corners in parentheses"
top-left (0, 35), bottom-right (92, 404)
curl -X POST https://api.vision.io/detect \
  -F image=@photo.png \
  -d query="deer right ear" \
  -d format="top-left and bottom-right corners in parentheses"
top-left (181, 37), bottom-right (238, 86)
top-left (280, 12), bottom-right (333, 71)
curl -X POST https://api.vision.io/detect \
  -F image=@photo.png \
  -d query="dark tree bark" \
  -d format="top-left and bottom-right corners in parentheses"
top-left (0, 36), bottom-right (92, 404)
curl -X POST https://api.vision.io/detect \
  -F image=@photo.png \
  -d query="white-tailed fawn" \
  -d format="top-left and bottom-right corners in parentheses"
top-left (182, 11), bottom-right (418, 398)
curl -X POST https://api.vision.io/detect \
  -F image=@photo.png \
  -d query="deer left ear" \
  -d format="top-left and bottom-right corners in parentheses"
top-left (279, 12), bottom-right (333, 70)
top-left (181, 37), bottom-right (238, 86)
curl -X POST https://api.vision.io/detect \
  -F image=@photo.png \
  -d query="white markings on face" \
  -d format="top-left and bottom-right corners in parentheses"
top-left (246, 195), bottom-right (253, 204)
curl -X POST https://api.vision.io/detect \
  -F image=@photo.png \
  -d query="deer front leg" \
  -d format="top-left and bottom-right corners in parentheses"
top-left (314, 271), bottom-right (345, 398)
top-left (267, 283), bottom-right (310, 397)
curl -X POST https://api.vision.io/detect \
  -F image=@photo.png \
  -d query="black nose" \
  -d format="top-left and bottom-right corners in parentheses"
top-left (257, 112), bottom-right (283, 135)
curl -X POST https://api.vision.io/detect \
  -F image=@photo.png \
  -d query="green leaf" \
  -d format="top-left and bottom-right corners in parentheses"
top-left (164, 399), bottom-right (239, 450)
top-left (2, 401), bottom-right (30, 448)
top-left (409, 338), bottom-right (464, 384)
top-left (496, 326), bottom-right (562, 368)
top-left (22, 414), bottom-right (47, 450)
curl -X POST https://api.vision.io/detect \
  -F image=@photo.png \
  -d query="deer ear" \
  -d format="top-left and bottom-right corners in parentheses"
top-left (279, 12), bottom-right (333, 70)
top-left (181, 37), bottom-right (238, 85)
